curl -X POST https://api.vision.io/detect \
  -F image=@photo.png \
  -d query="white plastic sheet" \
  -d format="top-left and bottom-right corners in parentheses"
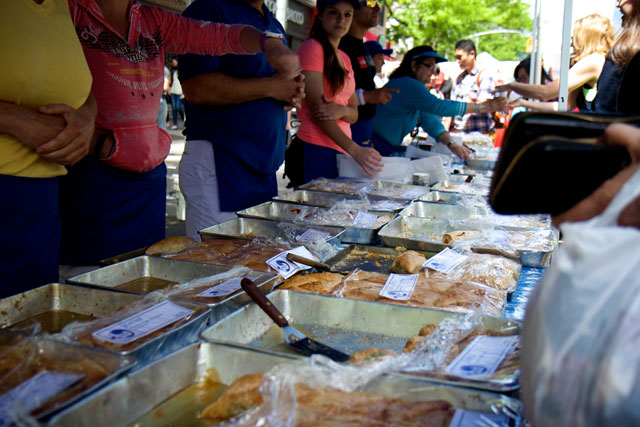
top-left (521, 168), bottom-right (640, 426)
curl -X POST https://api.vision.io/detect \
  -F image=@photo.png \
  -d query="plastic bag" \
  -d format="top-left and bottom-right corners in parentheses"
top-left (521, 168), bottom-right (640, 426)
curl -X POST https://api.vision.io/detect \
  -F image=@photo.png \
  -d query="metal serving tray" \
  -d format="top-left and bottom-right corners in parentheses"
top-left (0, 331), bottom-right (135, 423)
top-left (67, 256), bottom-right (231, 294)
top-left (300, 178), bottom-right (431, 200)
top-left (201, 290), bottom-right (521, 392)
top-left (49, 342), bottom-right (522, 426)
top-left (0, 283), bottom-right (209, 367)
top-left (273, 190), bottom-right (409, 212)
top-left (418, 191), bottom-right (483, 205)
top-left (236, 201), bottom-right (394, 244)
top-left (325, 245), bottom-right (437, 273)
top-left (430, 181), bottom-right (490, 196)
top-left (378, 216), bottom-right (555, 268)
top-left (399, 201), bottom-right (476, 220)
top-left (466, 157), bottom-right (497, 169)
top-left (199, 217), bottom-right (345, 248)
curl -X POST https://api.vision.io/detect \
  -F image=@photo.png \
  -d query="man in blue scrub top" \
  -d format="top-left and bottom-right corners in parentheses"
top-left (178, 0), bottom-right (304, 240)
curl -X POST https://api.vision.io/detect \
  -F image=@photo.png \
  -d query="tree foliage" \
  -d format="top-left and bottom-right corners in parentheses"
top-left (384, 0), bottom-right (532, 61)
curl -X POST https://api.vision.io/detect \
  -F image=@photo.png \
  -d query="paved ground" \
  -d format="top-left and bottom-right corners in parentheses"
top-left (164, 125), bottom-right (291, 237)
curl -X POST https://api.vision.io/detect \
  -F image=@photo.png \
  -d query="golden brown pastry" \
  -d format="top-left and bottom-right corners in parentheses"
top-left (280, 272), bottom-right (346, 294)
top-left (145, 236), bottom-right (198, 255)
top-left (391, 250), bottom-right (427, 274)
top-left (425, 253), bottom-right (521, 291)
top-left (442, 230), bottom-right (481, 244)
top-left (348, 348), bottom-right (398, 365)
top-left (200, 373), bottom-right (455, 425)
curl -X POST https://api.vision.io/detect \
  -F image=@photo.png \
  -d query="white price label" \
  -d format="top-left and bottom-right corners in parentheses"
top-left (401, 189), bottom-right (429, 199)
top-left (197, 275), bottom-right (260, 297)
top-left (297, 228), bottom-right (331, 243)
top-left (449, 409), bottom-right (511, 427)
top-left (379, 273), bottom-right (418, 301)
top-left (0, 371), bottom-right (84, 425)
top-left (422, 248), bottom-right (468, 274)
top-left (445, 335), bottom-right (518, 378)
top-left (266, 246), bottom-right (317, 279)
top-left (353, 211), bottom-right (377, 228)
top-left (92, 301), bottom-right (194, 345)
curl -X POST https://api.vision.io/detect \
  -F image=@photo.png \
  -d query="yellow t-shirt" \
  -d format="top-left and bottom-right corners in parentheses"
top-left (0, 0), bottom-right (92, 177)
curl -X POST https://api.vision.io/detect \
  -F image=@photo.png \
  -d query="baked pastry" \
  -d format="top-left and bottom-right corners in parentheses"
top-left (280, 272), bottom-right (346, 294)
top-left (425, 253), bottom-right (521, 291)
top-left (145, 236), bottom-right (198, 255)
top-left (200, 373), bottom-right (455, 425)
top-left (442, 230), bottom-right (481, 244)
top-left (391, 250), bottom-right (427, 274)
top-left (348, 348), bottom-right (398, 365)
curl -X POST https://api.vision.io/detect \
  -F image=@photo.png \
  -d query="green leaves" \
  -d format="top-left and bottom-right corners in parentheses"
top-left (384, 0), bottom-right (532, 60)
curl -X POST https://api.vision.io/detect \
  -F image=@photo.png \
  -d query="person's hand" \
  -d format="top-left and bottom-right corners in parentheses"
top-left (268, 70), bottom-right (305, 110)
top-left (363, 87), bottom-right (399, 106)
top-left (35, 100), bottom-right (96, 166)
top-left (493, 83), bottom-right (513, 94)
top-left (311, 94), bottom-right (346, 121)
top-left (9, 106), bottom-right (66, 150)
top-left (448, 142), bottom-right (472, 160)
top-left (481, 96), bottom-right (507, 113)
top-left (553, 123), bottom-right (640, 228)
top-left (264, 39), bottom-right (300, 78)
top-left (350, 145), bottom-right (383, 176)
top-left (507, 98), bottom-right (524, 109)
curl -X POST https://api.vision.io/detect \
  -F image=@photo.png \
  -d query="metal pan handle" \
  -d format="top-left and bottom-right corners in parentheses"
top-left (286, 253), bottom-right (331, 271)
top-left (241, 278), bottom-right (288, 327)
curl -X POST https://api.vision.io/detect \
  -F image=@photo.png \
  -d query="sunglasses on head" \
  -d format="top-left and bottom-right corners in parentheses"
top-left (362, 0), bottom-right (380, 7)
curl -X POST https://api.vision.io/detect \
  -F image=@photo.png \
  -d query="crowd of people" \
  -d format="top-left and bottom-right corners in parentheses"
top-left (1, 0), bottom-right (639, 297)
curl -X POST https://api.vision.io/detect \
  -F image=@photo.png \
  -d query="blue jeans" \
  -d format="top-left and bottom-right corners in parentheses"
top-left (157, 95), bottom-right (167, 130)
top-left (171, 94), bottom-right (184, 127)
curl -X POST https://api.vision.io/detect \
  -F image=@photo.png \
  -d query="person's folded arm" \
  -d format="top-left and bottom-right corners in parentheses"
top-left (0, 100), bottom-right (65, 150)
top-left (303, 70), bottom-right (382, 176)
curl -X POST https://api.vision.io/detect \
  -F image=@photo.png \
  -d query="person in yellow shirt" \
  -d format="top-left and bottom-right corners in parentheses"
top-left (0, 0), bottom-right (96, 298)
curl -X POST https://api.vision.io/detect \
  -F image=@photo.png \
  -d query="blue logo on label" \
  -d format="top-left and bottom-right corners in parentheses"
top-left (108, 329), bottom-right (134, 339)
top-left (460, 365), bottom-right (488, 375)
top-left (275, 260), bottom-right (292, 272)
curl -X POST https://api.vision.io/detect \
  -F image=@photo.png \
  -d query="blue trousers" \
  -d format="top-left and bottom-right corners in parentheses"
top-left (0, 174), bottom-right (60, 298)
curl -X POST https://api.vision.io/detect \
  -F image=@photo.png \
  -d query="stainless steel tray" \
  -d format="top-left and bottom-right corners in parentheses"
top-left (0, 283), bottom-right (210, 367)
top-left (467, 157), bottom-right (497, 169)
top-left (418, 191), bottom-right (482, 205)
top-left (199, 217), bottom-right (345, 250)
top-left (430, 181), bottom-right (490, 196)
top-left (67, 256), bottom-right (231, 294)
top-left (378, 216), bottom-right (555, 268)
top-left (399, 201), bottom-right (476, 220)
top-left (300, 178), bottom-right (431, 200)
top-left (273, 190), bottom-right (409, 212)
top-left (49, 342), bottom-right (522, 426)
top-left (201, 290), bottom-right (521, 392)
top-left (325, 244), bottom-right (437, 273)
top-left (0, 330), bottom-right (135, 423)
top-left (236, 201), bottom-right (394, 244)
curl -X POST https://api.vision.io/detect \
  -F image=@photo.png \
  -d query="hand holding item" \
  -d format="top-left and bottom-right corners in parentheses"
top-left (553, 123), bottom-right (640, 228)
top-left (481, 96), bottom-right (507, 112)
top-left (312, 94), bottom-right (347, 121)
top-left (364, 87), bottom-right (400, 106)
top-left (351, 145), bottom-right (383, 177)
top-left (448, 142), bottom-right (472, 160)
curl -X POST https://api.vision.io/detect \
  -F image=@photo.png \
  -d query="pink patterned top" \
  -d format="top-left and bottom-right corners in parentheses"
top-left (68, 0), bottom-right (250, 172)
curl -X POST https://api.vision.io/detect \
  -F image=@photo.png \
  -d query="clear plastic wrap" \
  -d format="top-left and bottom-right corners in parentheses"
top-left (50, 292), bottom-right (208, 364)
top-left (0, 331), bottom-right (134, 424)
top-left (445, 226), bottom-right (558, 255)
top-left (521, 168), bottom-right (640, 426)
top-left (424, 252), bottom-right (522, 292)
top-left (198, 312), bottom-right (519, 426)
top-left (280, 269), bottom-right (507, 316)
top-left (291, 201), bottom-right (393, 230)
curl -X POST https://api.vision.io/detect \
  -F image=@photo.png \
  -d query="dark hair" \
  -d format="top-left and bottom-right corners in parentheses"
top-left (309, 4), bottom-right (348, 96)
top-left (609, 0), bottom-right (640, 67)
top-left (513, 55), bottom-right (552, 84)
top-left (389, 45), bottom-right (438, 80)
top-left (454, 39), bottom-right (476, 54)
